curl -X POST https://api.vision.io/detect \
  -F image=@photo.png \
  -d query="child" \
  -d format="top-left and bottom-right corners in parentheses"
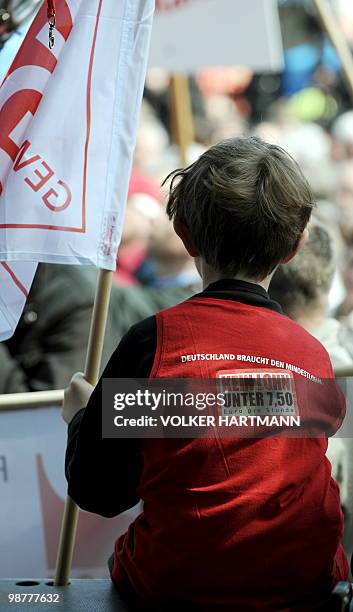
top-left (64, 137), bottom-right (348, 611)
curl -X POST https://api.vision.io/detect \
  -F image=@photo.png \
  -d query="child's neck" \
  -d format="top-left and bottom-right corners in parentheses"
top-left (199, 264), bottom-right (272, 292)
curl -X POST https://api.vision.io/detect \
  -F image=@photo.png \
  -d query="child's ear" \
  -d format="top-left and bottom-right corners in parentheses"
top-left (173, 218), bottom-right (199, 257)
top-left (282, 228), bottom-right (309, 264)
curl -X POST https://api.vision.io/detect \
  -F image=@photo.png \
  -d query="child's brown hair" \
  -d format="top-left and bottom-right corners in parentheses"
top-left (165, 136), bottom-right (314, 280)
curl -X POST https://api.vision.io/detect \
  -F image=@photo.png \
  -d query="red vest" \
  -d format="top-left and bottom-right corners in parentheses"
top-left (113, 297), bottom-right (348, 610)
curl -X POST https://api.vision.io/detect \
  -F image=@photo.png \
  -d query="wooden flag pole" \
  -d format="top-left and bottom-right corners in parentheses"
top-left (170, 74), bottom-right (194, 166)
top-left (314, 0), bottom-right (353, 99)
top-left (54, 268), bottom-right (113, 586)
top-left (333, 365), bottom-right (353, 378)
top-left (0, 389), bottom-right (64, 410)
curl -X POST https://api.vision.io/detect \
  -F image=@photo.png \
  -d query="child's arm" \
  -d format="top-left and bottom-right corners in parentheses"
top-left (64, 316), bottom-right (156, 517)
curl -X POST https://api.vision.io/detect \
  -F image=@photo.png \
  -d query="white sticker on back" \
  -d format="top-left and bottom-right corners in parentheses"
top-left (216, 368), bottom-right (298, 417)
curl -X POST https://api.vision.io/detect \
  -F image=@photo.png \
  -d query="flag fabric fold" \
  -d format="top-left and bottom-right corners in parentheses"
top-left (0, 262), bottom-right (36, 341)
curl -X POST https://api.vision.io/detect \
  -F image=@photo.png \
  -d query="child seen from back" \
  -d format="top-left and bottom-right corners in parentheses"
top-left (64, 137), bottom-right (348, 611)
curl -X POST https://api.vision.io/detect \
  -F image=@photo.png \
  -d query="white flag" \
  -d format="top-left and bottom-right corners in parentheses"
top-left (0, 262), bottom-right (36, 341)
top-left (0, 0), bottom-right (154, 340)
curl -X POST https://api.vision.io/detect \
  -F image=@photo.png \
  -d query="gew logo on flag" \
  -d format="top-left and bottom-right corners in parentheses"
top-left (0, 0), bottom-right (154, 340)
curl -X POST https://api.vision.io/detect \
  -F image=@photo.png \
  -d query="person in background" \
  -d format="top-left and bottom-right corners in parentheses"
top-left (270, 224), bottom-right (350, 367)
top-left (114, 193), bottom-right (161, 287)
top-left (279, 123), bottom-right (338, 203)
top-left (270, 223), bottom-right (353, 554)
top-left (335, 160), bottom-right (353, 243)
top-left (133, 113), bottom-right (172, 180)
top-left (336, 241), bottom-right (353, 320)
top-left (0, 263), bottom-right (94, 393)
top-left (103, 214), bottom-right (201, 363)
top-left (113, 167), bottom-right (163, 287)
top-left (334, 241), bottom-right (353, 374)
top-left (332, 111), bottom-right (353, 160)
top-left (278, 122), bottom-right (346, 314)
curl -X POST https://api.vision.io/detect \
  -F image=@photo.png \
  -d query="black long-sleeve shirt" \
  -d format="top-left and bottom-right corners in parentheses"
top-left (65, 279), bottom-right (282, 517)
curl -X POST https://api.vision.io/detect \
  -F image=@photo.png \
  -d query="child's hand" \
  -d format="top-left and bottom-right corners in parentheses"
top-left (62, 372), bottom-right (94, 424)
